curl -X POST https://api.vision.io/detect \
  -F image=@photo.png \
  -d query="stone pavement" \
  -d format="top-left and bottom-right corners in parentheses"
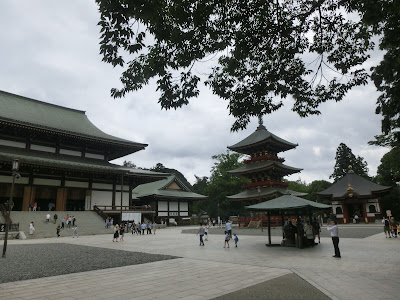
top-left (1, 226), bottom-right (400, 299)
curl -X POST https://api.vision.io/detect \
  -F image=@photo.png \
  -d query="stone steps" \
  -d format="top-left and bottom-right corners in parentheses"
top-left (8, 211), bottom-right (114, 239)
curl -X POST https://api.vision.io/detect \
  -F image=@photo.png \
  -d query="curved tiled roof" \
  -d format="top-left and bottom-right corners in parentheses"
top-left (246, 194), bottom-right (331, 210)
top-left (227, 187), bottom-right (307, 200)
top-left (0, 90), bottom-right (147, 149)
top-left (317, 172), bottom-right (391, 199)
top-left (132, 175), bottom-right (207, 200)
top-left (228, 124), bottom-right (297, 153)
top-left (228, 160), bottom-right (302, 176)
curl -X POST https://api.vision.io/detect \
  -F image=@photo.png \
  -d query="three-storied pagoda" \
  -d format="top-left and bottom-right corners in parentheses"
top-left (227, 118), bottom-right (305, 204)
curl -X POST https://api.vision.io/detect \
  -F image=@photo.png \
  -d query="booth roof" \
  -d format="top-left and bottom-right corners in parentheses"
top-left (246, 194), bottom-right (331, 211)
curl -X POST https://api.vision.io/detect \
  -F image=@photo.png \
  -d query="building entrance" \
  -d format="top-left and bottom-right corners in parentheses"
top-left (66, 189), bottom-right (86, 211)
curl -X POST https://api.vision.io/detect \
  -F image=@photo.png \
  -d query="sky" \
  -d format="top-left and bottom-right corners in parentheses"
top-left (0, 1), bottom-right (390, 185)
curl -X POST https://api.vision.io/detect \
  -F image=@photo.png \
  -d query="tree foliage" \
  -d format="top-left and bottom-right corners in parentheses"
top-left (97, 0), bottom-right (379, 131)
top-left (376, 148), bottom-right (400, 186)
top-left (330, 143), bottom-right (369, 181)
top-left (286, 178), bottom-right (332, 204)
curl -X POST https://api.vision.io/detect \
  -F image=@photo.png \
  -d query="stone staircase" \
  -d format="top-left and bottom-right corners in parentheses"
top-left (7, 211), bottom-right (114, 239)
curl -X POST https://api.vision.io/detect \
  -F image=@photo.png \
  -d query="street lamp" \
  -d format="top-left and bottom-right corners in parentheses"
top-left (2, 159), bottom-right (21, 258)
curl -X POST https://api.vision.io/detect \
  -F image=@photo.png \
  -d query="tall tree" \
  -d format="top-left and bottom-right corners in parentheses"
top-left (204, 151), bottom-right (249, 219)
top-left (96, 0), bottom-right (379, 132)
top-left (376, 148), bottom-right (400, 186)
top-left (330, 143), bottom-right (369, 181)
top-left (123, 160), bottom-right (136, 168)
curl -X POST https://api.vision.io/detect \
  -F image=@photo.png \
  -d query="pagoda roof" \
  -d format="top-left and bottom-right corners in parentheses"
top-left (0, 147), bottom-right (167, 178)
top-left (246, 194), bottom-right (331, 211)
top-left (317, 171), bottom-right (391, 200)
top-left (132, 175), bottom-right (208, 200)
top-left (227, 187), bottom-right (307, 201)
top-left (0, 91), bottom-right (147, 158)
top-left (227, 124), bottom-right (297, 154)
top-left (228, 160), bottom-right (302, 176)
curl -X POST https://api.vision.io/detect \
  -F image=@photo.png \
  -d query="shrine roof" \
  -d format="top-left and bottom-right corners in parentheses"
top-left (317, 171), bottom-right (391, 199)
top-left (227, 124), bottom-right (297, 154)
top-left (132, 175), bottom-right (208, 200)
top-left (246, 194), bottom-right (331, 211)
top-left (228, 160), bottom-right (302, 176)
top-left (0, 90), bottom-right (147, 150)
top-left (0, 147), bottom-right (167, 178)
top-left (227, 187), bottom-right (307, 200)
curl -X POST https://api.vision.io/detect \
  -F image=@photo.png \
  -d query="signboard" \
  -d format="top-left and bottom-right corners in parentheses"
top-left (386, 210), bottom-right (392, 217)
top-left (169, 212), bottom-right (178, 216)
top-left (0, 223), bottom-right (5, 232)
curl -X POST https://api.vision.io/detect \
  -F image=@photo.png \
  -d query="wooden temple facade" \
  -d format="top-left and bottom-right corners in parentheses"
top-left (0, 91), bottom-right (167, 212)
top-left (318, 168), bottom-right (391, 223)
top-left (132, 175), bottom-right (207, 225)
top-left (227, 118), bottom-right (305, 207)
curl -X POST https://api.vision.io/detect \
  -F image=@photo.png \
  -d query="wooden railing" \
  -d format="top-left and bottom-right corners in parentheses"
top-left (94, 205), bottom-right (155, 212)
top-left (93, 205), bottom-right (109, 221)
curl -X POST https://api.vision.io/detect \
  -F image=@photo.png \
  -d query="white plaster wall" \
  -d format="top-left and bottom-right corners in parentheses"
top-left (115, 192), bottom-right (130, 206)
top-left (65, 180), bottom-right (89, 188)
top-left (60, 149), bottom-right (81, 156)
top-left (180, 202), bottom-right (188, 211)
top-left (169, 201), bottom-right (178, 211)
top-left (85, 152), bottom-right (104, 160)
top-left (33, 178), bottom-right (61, 186)
top-left (158, 201), bottom-right (168, 211)
top-left (91, 190), bottom-right (113, 209)
top-left (92, 183), bottom-right (113, 190)
top-left (0, 139), bottom-right (25, 148)
top-left (0, 175), bottom-right (29, 184)
top-left (31, 144), bottom-right (56, 153)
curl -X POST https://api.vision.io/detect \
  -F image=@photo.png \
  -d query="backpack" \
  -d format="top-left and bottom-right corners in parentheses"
top-left (385, 219), bottom-right (389, 226)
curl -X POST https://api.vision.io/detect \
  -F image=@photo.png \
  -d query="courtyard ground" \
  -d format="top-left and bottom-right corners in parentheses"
top-left (0, 224), bottom-right (399, 300)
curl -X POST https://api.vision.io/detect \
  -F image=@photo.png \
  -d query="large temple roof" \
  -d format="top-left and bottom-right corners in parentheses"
top-left (317, 171), bottom-right (391, 200)
top-left (0, 147), bottom-right (167, 179)
top-left (132, 175), bottom-right (208, 200)
top-left (228, 160), bottom-right (302, 176)
top-left (227, 124), bottom-right (297, 154)
top-left (227, 187), bottom-right (307, 201)
top-left (0, 90), bottom-right (147, 153)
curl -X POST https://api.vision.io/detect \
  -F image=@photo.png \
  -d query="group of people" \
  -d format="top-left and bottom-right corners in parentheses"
top-left (112, 221), bottom-right (158, 242)
top-left (382, 216), bottom-right (398, 238)
top-left (283, 217), bottom-right (321, 248)
top-left (196, 220), bottom-right (239, 248)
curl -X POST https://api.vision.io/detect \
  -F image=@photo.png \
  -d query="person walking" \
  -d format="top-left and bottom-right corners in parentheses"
top-left (29, 222), bottom-right (35, 235)
top-left (56, 225), bottom-right (61, 237)
top-left (147, 221), bottom-right (152, 234)
top-left (204, 224), bottom-right (209, 241)
top-left (61, 218), bottom-right (65, 229)
top-left (46, 213), bottom-right (51, 223)
top-left (53, 213), bottom-right (58, 224)
top-left (196, 223), bottom-right (205, 246)
top-left (120, 223), bottom-right (125, 241)
top-left (390, 217), bottom-right (398, 238)
top-left (141, 222), bottom-right (146, 235)
top-left (33, 202), bottom-right (37, 211)
top-left (72, 225), bottom-right (78, 238)
top-left (327, 221), bottom-right (341, 258)
top-left (113, 224), bottom-right (120, 242)
top-left (223, 231), bottom-right (230, 248)
top-left (312, 217), bottom-right (321, 244)
top-left (225, 220), bottom-right (232, 238)
top-left (233, 233), bottom-right (239, 247)
top-left (152, 222), bottom-right (157, 234)
top-left (382, 216), bottom-right (390, 238)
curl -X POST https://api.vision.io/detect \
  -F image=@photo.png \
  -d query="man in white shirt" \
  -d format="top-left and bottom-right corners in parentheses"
top-left (327, 221), bottom-right (341, 258)
top-left (46, 213), bottom-right (51, 223)
top-left (225, 220), bottom-right (232, 238)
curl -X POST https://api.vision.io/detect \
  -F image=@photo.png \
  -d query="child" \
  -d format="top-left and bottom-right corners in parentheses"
top-left (224, 231), bottom-right (230, 248)
top-left (204, 225), bottom-right (209, 241)
top-left (72, 225), bottom-right (78, 238)
top-left (233, 233), bottom-right (239, 247)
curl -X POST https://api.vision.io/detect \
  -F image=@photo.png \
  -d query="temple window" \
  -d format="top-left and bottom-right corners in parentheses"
top-left (368, 205), bottom-right (376, 213)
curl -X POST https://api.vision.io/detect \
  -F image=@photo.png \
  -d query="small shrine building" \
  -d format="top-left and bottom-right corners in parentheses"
top-left (132, 175), bottom-right (207, 224)
top-left (227, 119), bottom-right (305, 206)
top-left (317, 168), bottom-right (391, 223)
top-left (0, 90), bottom-right (167, 212)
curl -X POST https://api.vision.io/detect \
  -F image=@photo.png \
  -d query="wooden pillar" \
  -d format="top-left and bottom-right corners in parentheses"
top-left (112, 181), bottom-right (116, 209)
top-left (56, 188), bottom-right (67, 211)
top-left (22, 186), bottom-right (35, 211)
top-left (86, 190), bottom-right (92, 210)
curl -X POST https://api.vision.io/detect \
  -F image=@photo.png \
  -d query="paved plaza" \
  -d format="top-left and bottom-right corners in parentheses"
top-left (1, 225), bottom-right (399, 299)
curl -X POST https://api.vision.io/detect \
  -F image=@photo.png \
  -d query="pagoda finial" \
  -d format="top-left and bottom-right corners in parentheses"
top-left (258, 115), bottom-right (263, 126)
top-left (348, 165), bottom-right (355, 174)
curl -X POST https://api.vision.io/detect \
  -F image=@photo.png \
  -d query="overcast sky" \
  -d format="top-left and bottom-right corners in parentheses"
top-left (0, 1), bottom-right (389, 185)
